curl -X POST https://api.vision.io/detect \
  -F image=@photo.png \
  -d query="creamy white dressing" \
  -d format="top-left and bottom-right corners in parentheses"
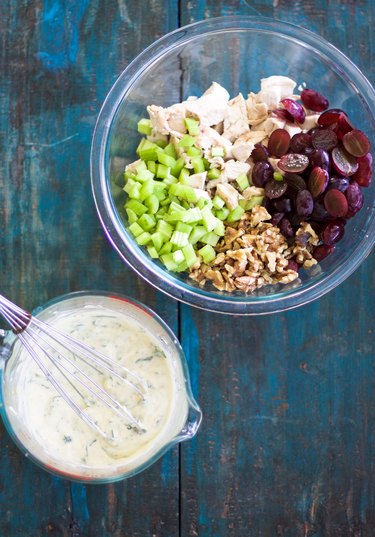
top-left (3, 296), bottom-right (189, 478)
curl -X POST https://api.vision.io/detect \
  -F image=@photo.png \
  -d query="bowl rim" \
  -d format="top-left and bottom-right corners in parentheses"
top-left (91, 15), bottom-right (375, 315)
top-left (0, 290), bottom-right (201, 483)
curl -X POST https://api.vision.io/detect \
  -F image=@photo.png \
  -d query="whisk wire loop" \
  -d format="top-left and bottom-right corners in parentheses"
top-left (0, 294), bottom-right (147, 439)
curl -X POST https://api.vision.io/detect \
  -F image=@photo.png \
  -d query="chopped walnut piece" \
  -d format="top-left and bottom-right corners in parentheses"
top-left (188, 205), bottom-right (299, 294)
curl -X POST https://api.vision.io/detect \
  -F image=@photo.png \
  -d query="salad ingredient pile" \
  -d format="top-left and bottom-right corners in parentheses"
top-left (123, 76), bottom-right (372, 294)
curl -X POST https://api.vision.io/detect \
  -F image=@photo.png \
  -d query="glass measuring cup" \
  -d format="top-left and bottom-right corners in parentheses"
top-left (0, 291), bottom-right (202, 483)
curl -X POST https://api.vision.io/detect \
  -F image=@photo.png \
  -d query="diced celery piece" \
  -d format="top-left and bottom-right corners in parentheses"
top-left (182, 243), bottom-right (198, 267)
top-left (137, 118), bottom-right (152, 135)
top-left (211, 146), bottom-right (224, 157)
top-left (236, 173), bottom-right (250, 191)
top-left (164, 143), bottom-right (177, 159)
top-left (212, 195), bottom-right (225, 209)
top-left (136, 138), bottom-right (147, 155)
top-left (151, 231), bottom-right (164, 251)
top-left (178, 134), bottom-right (196, 147)
top-left (136, 169), bottom-right (154, 182)
top-left (159, 242), bottom-right (173, 255)
top-left (156, 220), bottom-right (174, 240)
top-left (201, 205), bottom-right (217, 232)
top-left (176, 222), bottom-right (192, 235)
top-left (161, 253), bottom-right (178, 271)
top-left (147, 161), bottom-right (157, 174)
top-left (189, 225), bottom-right (207, 245)
top-left (163, 174), bottom-right (178, 186)
top-left (176, 261), bottom-right (188, 272)
top-left (138, 140), bottom-right (160, 161)
top-left (124, 178), bottom-right (137, 194)
top-left (124, 169), bottom-right (137, 180)
top-left (182, 207), bottom-right (202, 223)
top-left (197, 197), bottom-right (208, 210)
top-left (203, 158), bottom-right (210, 170)
top-left (200, 232), bottom-right (220, 246)
top-left (136, 231), bottom-right (152, 246)
top-left (207, 168), bottom-right (221, 180)
top-left (128, 222), bottom-right (144, 238)
top-left (185, 117), bottom-right (200, 135)
top-left (138, 213), bottom-right (156, 232)
top-left (172, 249), bottom-right (185, 264)
top-left (239, 196), bottom-right (264, 210)
top-left (158, 152), bottom-right (176, 169)
top-left (126, 208), bottom-right (138, 225)
top-left (139, 180), bottom-right (155, 200)
top-left (179, 167), bottom-right (190, 185)
top-left (172, 157), bottom-right (185, 177)
top-left (160, 197), bottom-right (171, 206)
top-left (168, 201), bottom-right (185, 214)
top-left (215, 207), bottom-right (230, 221)
top-left (273, 171), bottom-right (284, 181)
top-left (198, 244), bottom-right (216, 264)
top-left (186, 146), bottom-right (202, 157)
top-left (170, 230), bottom-right (189, 247)
top-left (128, 182), bottom-right (141, 199)
top-left (136, 161), bottom-right (147, 174)
top-left (144, 194), bottom-right (159, 214)
top-left (156, 163), bottom-right (171, 180)
top-left (191, 157), bottom-right (205, 174)
top-left (147, 245), bottom-right (159, 259)
top-left (125, 199), bottom-right (148, 217)
top-left (169, 184), bottom-right (197, 203)
top-left (227, 205), bottom-right (245, 223)
top-left (155, 139), bottom-right (168, 149)
top-left (181, 200), bottom-right (190, 210)
top-left (214, 219), bottom-right (225, 236)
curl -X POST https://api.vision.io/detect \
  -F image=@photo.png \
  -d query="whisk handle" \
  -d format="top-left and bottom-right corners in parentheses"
top-left (0, 294), bottom-right (31, 333)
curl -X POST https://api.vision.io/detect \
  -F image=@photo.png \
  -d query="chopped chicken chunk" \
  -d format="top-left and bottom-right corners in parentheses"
top-left (221, 159), bottom-right (250, 182)
top-left (216, 183), bottom-right (241, 210)
top-left (254, 76), bottom-right (297, 109)
top-left (196, 126), bottom-right (232, 158)
top-left (222, 93), bottom-right (250, 142)
top-left (184, 82), bottom-right (230, 127)
top-left (186, 172), bottom-right (207, 190)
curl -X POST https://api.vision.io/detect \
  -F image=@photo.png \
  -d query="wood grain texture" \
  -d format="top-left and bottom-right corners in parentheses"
top-left (0, 0), bottom-right (374, 536)
top-left (0, 1), bottom-right (179, 536)
top-left (179, 1), bottom-right (375, 536)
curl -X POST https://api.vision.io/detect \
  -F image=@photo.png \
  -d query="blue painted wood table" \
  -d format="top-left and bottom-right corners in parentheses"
top-left (0, 1), bottom-right (374, 536)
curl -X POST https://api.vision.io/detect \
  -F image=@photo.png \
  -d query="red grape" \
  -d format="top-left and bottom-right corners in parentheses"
top-left (278, 153), bottom-right (309, 173)
top-left (308, 167), bottom-right (329, 198)
top-left (251, 143), bottom-right (269, 162)
top-left (318, 109), bottom-right (346, 127)
top-left (281, 98), bottom-right (306, 123)
top-left (324, 189), bottom-right (348, 217)
top-left (345, 182), bottom-right (364, 218)
top-left (313, 244), bottom-right (335, 261)
top-left (331, 145), bottom-right (359, 176)
top-left (268, 128), bottom-right (291, 157)
top-left (342, 129), bottom-right (371, 158)
top-left (290, 133), bottom-right (313, 153)
top-left (352, 152), bottom-right (372, 187)
top-left (300, 88), bottom-right (329, 112)
top-left (321, 220), bottom-right (345, 245)
top-left (251, 161), bottom-right (274, 187)
top-left (311, 128), bottom-right (338, 151)
top-left (272, 109), bottom-right (295, 123)
top-left (265, 179), bottom-right (288, 199)
top-left (296, 189), bottom-right (314, 217)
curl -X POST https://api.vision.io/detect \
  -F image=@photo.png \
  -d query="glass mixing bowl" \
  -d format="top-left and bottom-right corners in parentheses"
top-left (0, 291), bottom-right (201, 483)
top-left (91, 16), bottom-right (375, 315)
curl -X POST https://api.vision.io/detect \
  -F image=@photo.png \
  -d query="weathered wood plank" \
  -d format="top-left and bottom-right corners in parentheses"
top-left (0, 1), bottom-right (180, 536)
top-left (179, 1), bottom-right (375, 536)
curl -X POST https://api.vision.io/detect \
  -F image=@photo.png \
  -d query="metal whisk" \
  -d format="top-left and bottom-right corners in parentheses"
top-left (0, 294), bottom-right (147, 440)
